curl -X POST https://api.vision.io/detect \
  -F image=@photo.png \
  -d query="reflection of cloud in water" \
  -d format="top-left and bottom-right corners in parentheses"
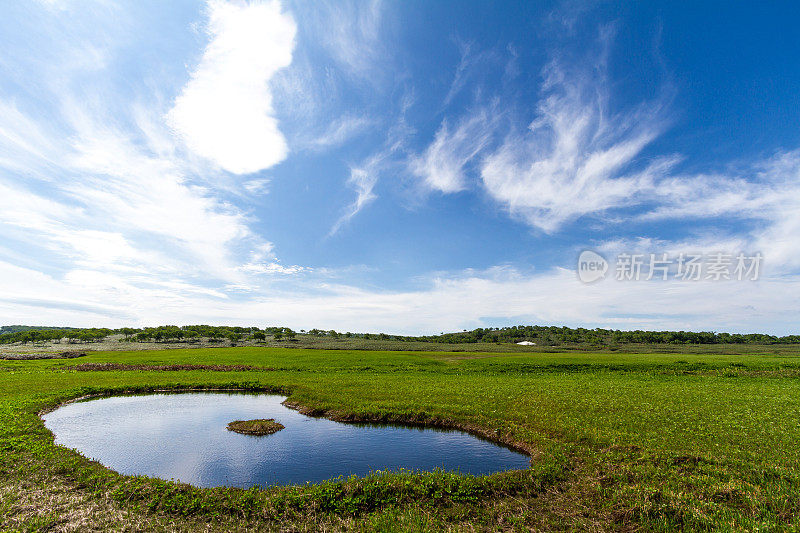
top-left (43, 393), bottom-right (529, 488)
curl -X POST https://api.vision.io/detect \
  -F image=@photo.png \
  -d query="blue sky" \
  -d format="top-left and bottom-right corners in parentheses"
top-left (1, 0), bottom-right (798, 334)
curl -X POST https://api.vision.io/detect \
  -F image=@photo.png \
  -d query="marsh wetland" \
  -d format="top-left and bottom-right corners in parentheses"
top-left (2, 345), bottom-right (800, 530)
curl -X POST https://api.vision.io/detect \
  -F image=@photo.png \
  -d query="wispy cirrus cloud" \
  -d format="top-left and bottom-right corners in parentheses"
top-left (470, 56), bottom-right (800, 276)
top-left (0, 101), bottom-right (66, 176)
top-left (308, 115), bottom-right (375, 150)
top-left (329, 91), bottom-right (416, 234)
top-left (406, 28), bottom-right (800, 287)
top-left (299, 0), bottom-right (387, 82)
top-left (0, 103), bottom-right (261, 285)
top-left (443, 40), bottom-right (474, 107)
top-left (479, 55), bottom-right (671, 232)
top-left (406, 32), bottom-right (673, 231)
top-left (410, 108), bottom-right (496, 193)
top-left (329, 154), bottom-right (383, 236)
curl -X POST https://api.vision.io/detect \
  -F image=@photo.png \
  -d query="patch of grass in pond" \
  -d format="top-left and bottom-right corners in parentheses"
top-left (227, 418), bottom-right (284, 436)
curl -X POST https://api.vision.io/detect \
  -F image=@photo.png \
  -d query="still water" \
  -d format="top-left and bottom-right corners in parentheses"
top-left (43, 392), bottom-right (530, 488)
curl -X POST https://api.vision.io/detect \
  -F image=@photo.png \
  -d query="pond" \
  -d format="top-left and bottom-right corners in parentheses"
top-left (42, 392), bottom-right (530, 488)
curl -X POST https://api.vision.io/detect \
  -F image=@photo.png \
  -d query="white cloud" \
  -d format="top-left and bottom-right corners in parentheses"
top-left (443, 41), bottom-right (473, 107)
top-left (243, 178), bottom-right (270, 194)
top-left (0, 78), bottom-right (281, 297)
top-left (2, 3), bottom-right (799, 338)
top-left (404, 35), bottom-right (676, 232)
top-left (479, 58), bottom-right (669, 232)
top-left (310, 115), bottom-right (374, 149)
top-left (256, 267), bottom-right (797, 335)
top-left (33, 0), bottom-right (69, 11)
top-left (167, 0), bottom-right (296, 175)
top-left (63, 123), bottom-right (256, 282)
top-left (0, 101), bottom-right (65, 175)
top-left (329, 155), bottom-right (382, 235)
top-left (641, 151), bottom-right (800, 273)
top-left (306, 0), bottom-right (386, 81)
top-left (329, 96), bottom-right (415, 234)
top-left (3, 256), bottom-right (796, 335)
top-left (240, 262), bottom-right (309, 275)
top-left (410, 109), bottom-right (494, 193)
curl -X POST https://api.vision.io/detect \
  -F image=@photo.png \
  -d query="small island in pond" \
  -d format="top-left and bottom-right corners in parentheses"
top-left (227, 418), bottom-right (285, 436)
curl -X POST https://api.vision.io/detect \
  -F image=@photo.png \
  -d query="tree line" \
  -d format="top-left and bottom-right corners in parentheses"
top-left (122, 325), bottom-right (298, 344)
top-left (1, 324), bottom-right (798, 346)
top-left (0, 328), bottom-right (111, 345)
top-left (0, 325), bottom-right (301, 345)
top-left (402, 325), bottom-right (800, 345)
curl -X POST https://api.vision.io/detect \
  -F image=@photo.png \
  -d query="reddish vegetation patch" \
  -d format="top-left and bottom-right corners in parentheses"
top-left (69, 363), bottom-right (269, 372)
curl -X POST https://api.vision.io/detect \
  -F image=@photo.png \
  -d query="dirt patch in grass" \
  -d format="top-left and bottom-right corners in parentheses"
top-left (227, 418), bottom-right (285, 436)
top-left (68, 363), bottom-right (269, 372)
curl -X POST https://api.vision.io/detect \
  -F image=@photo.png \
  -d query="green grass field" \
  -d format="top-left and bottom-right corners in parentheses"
top-left (1, 346), bottom-right (799, 531)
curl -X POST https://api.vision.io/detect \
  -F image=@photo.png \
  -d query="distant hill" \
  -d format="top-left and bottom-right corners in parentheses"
top-left (0, 325), bottom-right (79, 334)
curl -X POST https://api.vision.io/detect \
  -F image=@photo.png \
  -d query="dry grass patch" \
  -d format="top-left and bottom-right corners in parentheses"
top-left (0, 477), bottom-right (209, 532)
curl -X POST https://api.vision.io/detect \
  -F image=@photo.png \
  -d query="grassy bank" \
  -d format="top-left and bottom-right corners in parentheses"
top-left (1, 347), bottom-right (799, 530)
